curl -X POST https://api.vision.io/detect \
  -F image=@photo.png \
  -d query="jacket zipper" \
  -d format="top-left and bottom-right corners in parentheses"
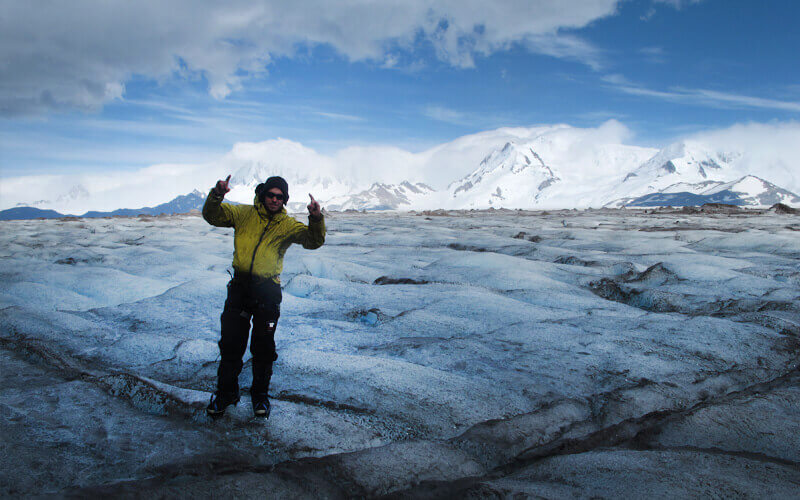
top-left (247, 218), bottom-right (272, 279)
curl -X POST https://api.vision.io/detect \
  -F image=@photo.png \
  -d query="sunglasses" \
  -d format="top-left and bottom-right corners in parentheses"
top-left (263, 192), bottom-right (285, 201)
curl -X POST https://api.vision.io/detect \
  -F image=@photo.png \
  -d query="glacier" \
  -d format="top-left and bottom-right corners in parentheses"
top-left (1, 208), bottom-right (798, 496)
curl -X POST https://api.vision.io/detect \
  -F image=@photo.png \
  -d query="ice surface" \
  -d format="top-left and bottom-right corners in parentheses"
top-left (0, 209), bottom-right (798, 496)
top-left (459, 450), bottom-right (800, 498)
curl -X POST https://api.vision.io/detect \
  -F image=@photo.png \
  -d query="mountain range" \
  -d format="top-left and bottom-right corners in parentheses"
top-left (623, 175), bottom-right (800, 208)
top-left (0, 190), bottom-right (209, 221)
top-left (2, 125), bottom-right (798, 220)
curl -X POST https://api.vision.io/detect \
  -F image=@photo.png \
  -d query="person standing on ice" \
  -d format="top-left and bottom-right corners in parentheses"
top-left (202, 175), bottom-right (325, 419)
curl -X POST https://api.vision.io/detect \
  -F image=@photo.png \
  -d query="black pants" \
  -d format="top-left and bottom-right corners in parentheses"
top-left (217, 273), bottom-right (282, 398)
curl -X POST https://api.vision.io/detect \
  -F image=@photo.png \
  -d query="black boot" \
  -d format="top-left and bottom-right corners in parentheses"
top-left (252, 393), bottom-right (270, 418)
top-left (207, 391), bottom-right (240, 419)
top-left (251, 361), bottom-right (272, 418)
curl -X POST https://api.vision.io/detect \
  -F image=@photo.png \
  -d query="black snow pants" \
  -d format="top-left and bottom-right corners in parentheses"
top-left (216, 272), bottom-right (282, 398)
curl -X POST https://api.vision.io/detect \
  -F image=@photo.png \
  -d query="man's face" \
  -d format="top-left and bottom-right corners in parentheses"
top-left (263, 187), bottom-right (285, 213)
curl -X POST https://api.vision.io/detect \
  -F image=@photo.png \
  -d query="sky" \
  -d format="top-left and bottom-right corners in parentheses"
top-left (1, 0), bottom-right (799, 183)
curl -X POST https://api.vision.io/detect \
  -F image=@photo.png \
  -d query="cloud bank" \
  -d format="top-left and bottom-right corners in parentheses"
top-left (602, 75), bottom-right (800, 113)
top-left (1, 0), bottom-right (622, 115)
top-left (684, 121), bottom-right (800, 194)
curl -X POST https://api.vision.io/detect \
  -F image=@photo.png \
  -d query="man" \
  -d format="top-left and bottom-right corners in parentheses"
top-left (202, 175), bottom-right (325, 419)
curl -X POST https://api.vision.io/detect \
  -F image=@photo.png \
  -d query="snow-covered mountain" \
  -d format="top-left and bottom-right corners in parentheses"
top-left (0, 190), bottom-right (210, 220)
top-left (624, 175), bottom-right (800, 208)
top-left (12, 183), bottom-right (91, 210)
top-left (700, 176), bottom-right (800, 206)
top-left (447, 142), bottom-right (560, 208)
top-left (80, 190), bottom-right (207, 217)
top-left (3, 123), bottom-right (799, 217)
top-left (325, 181), bottom-right (435, 211)
top-left (443, 129), bottom-right (657, 210)
top-left (604, 141), bottom-right (741, 207)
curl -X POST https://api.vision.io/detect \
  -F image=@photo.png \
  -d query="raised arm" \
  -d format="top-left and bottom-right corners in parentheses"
top-left (202, 175), bottom-right (238, 227)
top-left (289, 193), bottom-right (326, 249)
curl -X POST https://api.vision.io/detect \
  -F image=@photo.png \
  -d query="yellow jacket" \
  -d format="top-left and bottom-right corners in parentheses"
top-left (202, 190), bottom-right (325, 282)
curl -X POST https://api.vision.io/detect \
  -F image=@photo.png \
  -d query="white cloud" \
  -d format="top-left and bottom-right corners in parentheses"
top-left (423, 105), bottom-right (471, 125)
top-left (524, 33), bottom-right (604, 70)
top-left (638, 46), bottom-right (666, 63)
top-left (682, 121), bottom-right (800, 194)
top-left (641, 0), bottom-right (703, 20)
top-left (652, 0), bottom-right (703, 8)
top-left (684, 89), bottom-right (800, 113)
top-left (334, 146), bottom-right (425, 185)
top-left (422, 105), bottom-right (517, 130)
top-left (312, 111), bottom-right (365, 122)
top-left (603, 75), bottom-right (800, 113)
top-left (0, 0), bottom-right (620, 115)
top-left (0, 162), bottom-right (223, 214)
top-left (574, 110), bottom-right (629, 121)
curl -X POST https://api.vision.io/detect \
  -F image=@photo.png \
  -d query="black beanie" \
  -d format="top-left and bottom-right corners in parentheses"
top-left (255, 176), bottom-right (289, 203)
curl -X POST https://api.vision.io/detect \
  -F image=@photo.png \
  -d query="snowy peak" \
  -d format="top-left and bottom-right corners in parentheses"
top-left (447, 142), bottom-right (560, 207)
top-left (659, 180), bottom-right (724, 194)
top-left (609, 141), bottom-right (745, 205)
top-left (60, 184), bottom-right (90, 203)
top-left (701, 175), bottom-right (800, 206)
top-left (324, 181), bottom-right (435, 211)
top-left (398, 180), bottom-right (434, 195)
top-left (484, 141), bottom-right (550, 175)
top-left (703, 175), bottom-right (773, 195)
top-left (451, 142), bottom-right (556, 192)
top-left (625, 141), bottom-right (738, 184)
top-left (624, 175), bottom-right (800, 208)
top-left (14, 183), bottom-right (90, 209)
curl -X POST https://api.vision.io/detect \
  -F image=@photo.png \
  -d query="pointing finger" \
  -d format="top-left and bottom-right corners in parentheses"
top-left (225, 174), bottom-right (231, 183)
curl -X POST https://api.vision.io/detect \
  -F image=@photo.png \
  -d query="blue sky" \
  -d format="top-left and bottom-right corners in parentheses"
top-left (1, 0), bottom-right (799, 178)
